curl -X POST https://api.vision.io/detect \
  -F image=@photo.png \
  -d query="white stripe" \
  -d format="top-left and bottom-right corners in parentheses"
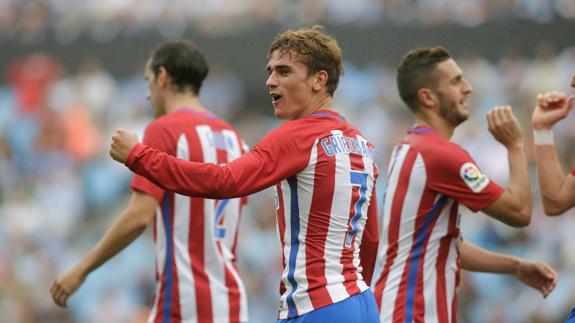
top-left (173, 134), bottom-right (198, 323)
top-left (149, 204), bottom-right (167, 322)
top-left (197, 125), bottom-right (229, 322)
top-left (325, 130), bottom-right (352, 301)
top-left (445, 231), bottom-right (459, 323)
top-left (220, 129), bottom-right (249, 322)
top-left (352, 136), bottom-right (376, 288)
top-left (289, 139), bottom-right (317, 314)
top-left (379, 150), bottom-right (426, 321)
top-left (278, 179), bottom-right (293, 319)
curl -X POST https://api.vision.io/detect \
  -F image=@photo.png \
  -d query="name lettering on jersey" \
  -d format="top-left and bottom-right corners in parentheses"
top-left (460, 162), bottom-right (489, 193)
top-left (207, 131), bottom-right (234, 151)
top-left (320, 134), bottom-right (375, 160)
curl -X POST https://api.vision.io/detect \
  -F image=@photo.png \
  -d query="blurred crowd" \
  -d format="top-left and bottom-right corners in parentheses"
top-left (2, 0), bottom-right (575, 43)
top-left (1, 31), bottom-right (575, 323)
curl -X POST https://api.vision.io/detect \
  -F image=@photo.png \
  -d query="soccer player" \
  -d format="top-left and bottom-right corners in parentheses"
top-left (50, 41), bottom-right (250, 323)
top-left (109, 26), bottom-right (380, 323)
top-left (372, 47), bottom-right (558, 323)
top-left (531, 75), bottom-right (575, 215)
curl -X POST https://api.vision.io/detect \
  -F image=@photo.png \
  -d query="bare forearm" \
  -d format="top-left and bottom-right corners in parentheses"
top-left (459, 240), bottom-right (519, 274)
top-left (505, 143), bottom-right (532, 215)
top-left (534, 145), bottom-right (570, 214)
top-left (79, 212), bottom-right (148, 276)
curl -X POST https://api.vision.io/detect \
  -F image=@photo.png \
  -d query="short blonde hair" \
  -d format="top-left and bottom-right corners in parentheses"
top-left (267, 25), bottom-right (344, 96)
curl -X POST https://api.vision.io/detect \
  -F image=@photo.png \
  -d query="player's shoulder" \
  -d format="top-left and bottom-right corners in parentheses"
top-left (404, 131), bottom-right (471, 169)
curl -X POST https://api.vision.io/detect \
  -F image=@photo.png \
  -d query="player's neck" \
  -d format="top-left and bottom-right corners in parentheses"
top-left (414, 115), bottom-right (455, 140)
top-left (164, 92), bottom-right (207, 114)
top-left (298, 95), bottom-right (333, 119)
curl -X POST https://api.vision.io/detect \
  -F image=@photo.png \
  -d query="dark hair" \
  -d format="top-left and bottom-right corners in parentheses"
top-left (396, 47), bottom-right (451, 112)
top-left (149, 40), bottom-right (208, 95)
top-left (267, 25), bottom-right (344, 96)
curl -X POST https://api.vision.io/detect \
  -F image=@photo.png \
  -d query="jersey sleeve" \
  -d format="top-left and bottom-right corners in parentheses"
top-left (425, 145), bottom-right (504, 212)
top-left (571, 168), bottom-right (575, 176)
top-left (130, 122), bottom-right (169, 203)
top-left (125, 123), bottom-right (312, 199)
top-left (360, 185), bottom-right (379, 287)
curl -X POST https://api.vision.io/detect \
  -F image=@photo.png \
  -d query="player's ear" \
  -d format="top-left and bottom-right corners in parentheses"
top-left (312, 70), bottom-right (328, 92)
top-left (417, 88), bottom-right (437, 110)
top-left (157, 66), bottom-right (170, 88)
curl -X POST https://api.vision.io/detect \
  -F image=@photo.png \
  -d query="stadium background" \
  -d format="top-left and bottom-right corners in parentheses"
top-left (1, 1), bottom-right (575, 322)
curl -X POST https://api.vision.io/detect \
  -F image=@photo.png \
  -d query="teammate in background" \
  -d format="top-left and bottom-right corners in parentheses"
top-left (109, 26), bottom-right (380, 323)
top-left (50, 41), bottom-right (250, 323)
top-left (372, 47), bottom-right (558, 323)
top-left (531, 76), bottom-right (575, 323)
top-left (531, 75), bottom-right (575, 215)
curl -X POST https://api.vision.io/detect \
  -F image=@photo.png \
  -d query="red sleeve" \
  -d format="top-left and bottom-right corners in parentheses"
top-left (425, 145), bottom-right (504, 212)
top-left (130, 122), bottom-right (168, 202)
top-left (571, 168), bottom-right (575, 176)
top-left (126, 124), bottom-right (312, 199)
top-left (360, 185), bottom-right (379, 286)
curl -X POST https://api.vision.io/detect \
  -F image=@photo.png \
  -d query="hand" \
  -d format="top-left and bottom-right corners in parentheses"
top-left (487, 105), bottom-right (524, 148)
top-left (531, 91), bottom-right (575, 130)
top-left (513, 260), bottom-right (558, 298)
top-left (50, 266), bottom-right (87, 307)
top-left (110, 129), bottom-right (140, 164)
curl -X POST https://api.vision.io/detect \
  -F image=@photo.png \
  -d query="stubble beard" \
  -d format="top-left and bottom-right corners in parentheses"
top-left (438, 96), bottom-right (468, 128)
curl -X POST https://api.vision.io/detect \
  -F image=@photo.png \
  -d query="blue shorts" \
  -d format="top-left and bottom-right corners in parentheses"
top-left (566, 306), bottom-right (575, 323)
top-left (276, 289), bottom-right (379, 323)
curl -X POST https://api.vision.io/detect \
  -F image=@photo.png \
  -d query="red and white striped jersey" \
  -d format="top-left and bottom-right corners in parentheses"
top-left (372, 126), bottom-right (504, 323)
top-left (125, 109), bottom-right (380, 320)
top-left (131, 109), bottom-right (249, 323)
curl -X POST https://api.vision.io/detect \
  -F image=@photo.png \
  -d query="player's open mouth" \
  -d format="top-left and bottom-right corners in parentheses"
top-left (271, 94), bottom-right (282, 103)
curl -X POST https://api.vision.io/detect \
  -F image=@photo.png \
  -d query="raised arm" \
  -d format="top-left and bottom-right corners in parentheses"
top-left (532, 92), bottom-right (575, 215)
top-left (482, 106), bottom-right (532, 227)
top-left (110, 128), bottom-right (306, 199)
top-left (459, 240), bottom-right (557, 298)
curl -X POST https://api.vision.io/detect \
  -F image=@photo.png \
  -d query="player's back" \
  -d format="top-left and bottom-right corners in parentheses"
top-left (131, 109), bottom-right (248, 323)
top-left (272, 111), bottom-right (379, 319)
top-left (373, 126), bottom-right (461, 323)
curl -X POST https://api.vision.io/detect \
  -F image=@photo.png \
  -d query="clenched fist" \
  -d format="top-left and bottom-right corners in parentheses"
top-left (109, 129), bottom-right (140, 163)
top-left (532, 91), bottom-right (575, 130)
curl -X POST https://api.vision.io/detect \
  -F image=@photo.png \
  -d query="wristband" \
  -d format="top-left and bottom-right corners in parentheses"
top-left (533, 129), bottom-right (554, 146)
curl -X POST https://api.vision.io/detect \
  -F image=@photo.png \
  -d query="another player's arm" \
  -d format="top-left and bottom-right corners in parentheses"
top-left (482, 106), bottom-right (532, 227)
top-left (459, 239), bottom-right (557, 298)
top-left (532, 92), bottom-right (575, 215)
top-left (359, 186), bottom-right (379, 286)
top-left (50, 191), bottom-right (157, 307)
top-left (110, 128), bottom-right (306, 199)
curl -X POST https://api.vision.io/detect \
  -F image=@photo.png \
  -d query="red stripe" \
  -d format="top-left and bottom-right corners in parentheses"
top-left (189, 198), bottom-right (213, 323)
top-left (304, 141), bottom-right (335, 308)
top-left (168, 194), bottom-right (182, 322)
top-left (373, 147), bottom-right (418, 310)
top-left (154, 268), bottom-right (166, 323)
top-left (276, 183), bottom-right (287, 296)
top-left (340, 153), bottom-right (366, 296)
top-left (412, 190), bottom-right (445, 323)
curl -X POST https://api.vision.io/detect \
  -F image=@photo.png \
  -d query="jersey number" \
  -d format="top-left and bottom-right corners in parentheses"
top-left (214, 199), bottom-right (229, 239)
top-left (345, 171), bottom-right (368, 248)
